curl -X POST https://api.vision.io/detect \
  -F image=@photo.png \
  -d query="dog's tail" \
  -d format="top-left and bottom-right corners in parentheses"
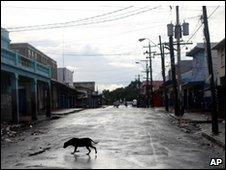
top-left (90, 139), bottom-right (99, 144)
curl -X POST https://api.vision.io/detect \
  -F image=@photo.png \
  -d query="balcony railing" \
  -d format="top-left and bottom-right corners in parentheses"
top-left (1, 48), bottom-right (51, 78)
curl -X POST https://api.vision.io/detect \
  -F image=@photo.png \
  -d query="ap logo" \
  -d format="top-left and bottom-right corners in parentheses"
top-left (210, 158), bottom-right (223, 166)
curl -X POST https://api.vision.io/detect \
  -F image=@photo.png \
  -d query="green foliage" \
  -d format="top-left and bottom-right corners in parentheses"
top-left (102, 80), bottom-right (141, 105)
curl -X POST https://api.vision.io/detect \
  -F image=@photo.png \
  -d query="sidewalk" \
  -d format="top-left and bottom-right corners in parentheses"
top-left (1, 108), bottom-right (85, 144)
top-left (35, 108), bottom-right (85, 122)
top-left (155, 107), bottom-right (225, 150)
top-left (51, 108), bottom-right (84, 116)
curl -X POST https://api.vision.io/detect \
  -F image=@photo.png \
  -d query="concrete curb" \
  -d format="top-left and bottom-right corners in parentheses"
top-left (168, 113), bottom-right (225, 150)
top-left (202, 132), bottom-right (225, 150)
top-left (51, 109), bottom-right (85, 116)
top-left (168, 113), bottom-right (221, 124)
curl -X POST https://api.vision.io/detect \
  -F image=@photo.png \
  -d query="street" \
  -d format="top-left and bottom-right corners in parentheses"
top-left (1, 106), bottom-right (225, 169)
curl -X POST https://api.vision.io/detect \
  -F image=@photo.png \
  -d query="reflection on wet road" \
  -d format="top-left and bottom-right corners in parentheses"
top-left (1, 106), bottom-right (225, 169)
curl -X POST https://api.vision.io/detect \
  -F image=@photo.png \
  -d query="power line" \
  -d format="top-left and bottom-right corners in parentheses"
top-left (184, 6), bottom-right (220, 44)
top-left (6, 6), bottom-right (149, 30)
top-left (45, 52), bottom-right (139, 56)
top-left (208, 5), bottom-right (220, 19)
top-left (6, 6), bottom-right (134, 30)
top-left (7, 6), bottom-right (161, 32)
top-left (1, 5), bottom-right (132, 11)
top-left (186, 22), bottom-right (203, 43)
top-left (9, 6), bottom-right (160, 32)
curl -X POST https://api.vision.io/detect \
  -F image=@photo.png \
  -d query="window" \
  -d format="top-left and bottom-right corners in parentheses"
top-left (28, 49), bottom-right (31, 58)
top-left (221, 51), bottom-right (224, 66)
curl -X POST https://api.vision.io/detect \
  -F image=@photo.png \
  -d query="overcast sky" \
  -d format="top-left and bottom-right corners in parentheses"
top-left (1, 1), bottom-right (225, 91)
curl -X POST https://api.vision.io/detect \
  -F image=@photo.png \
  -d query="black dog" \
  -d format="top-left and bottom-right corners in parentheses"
top-left (63, 138), bottom-right (98, 155)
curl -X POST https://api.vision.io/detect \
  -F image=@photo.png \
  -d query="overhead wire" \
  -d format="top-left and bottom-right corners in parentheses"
top-left (7, 6), bottom-right (161, 32)
top-left (6, 6), bottom-right (134, 30)
top-left (184, 5), bottom-right (220, 44)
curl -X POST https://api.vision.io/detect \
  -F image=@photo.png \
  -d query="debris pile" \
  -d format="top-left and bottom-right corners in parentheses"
top-left (1, 122), bottom-right (33, 144)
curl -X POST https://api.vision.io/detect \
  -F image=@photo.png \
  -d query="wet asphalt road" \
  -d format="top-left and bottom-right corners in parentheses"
top-left (1, 106), bottom-right (225, 169)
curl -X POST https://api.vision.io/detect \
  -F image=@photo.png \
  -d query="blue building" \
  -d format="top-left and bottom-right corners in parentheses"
top-left (183, 43), bottom-right (219, 112)
top-left (1, 28), bottom-right (52, 123)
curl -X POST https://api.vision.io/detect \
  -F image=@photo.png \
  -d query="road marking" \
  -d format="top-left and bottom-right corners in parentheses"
top-left (147, 132), bottom-right (157, 165)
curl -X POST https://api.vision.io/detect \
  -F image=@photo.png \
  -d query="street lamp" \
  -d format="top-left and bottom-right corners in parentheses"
top-left (139, 38), bottom-right (146, 42)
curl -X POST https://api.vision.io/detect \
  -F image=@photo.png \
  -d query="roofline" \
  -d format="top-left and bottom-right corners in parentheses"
top-left (186, 42), bottom-right (218, 57)
top-left (10, 43), bottom-right (57, 64)
top-left (73, 81), bottom-right (95, 84)
top-left (1, 27), bottom-right (9, 33)
top-left (212, 38), bottom-right (225, 50)
top-left (186, 43), bottom-right (205, 57)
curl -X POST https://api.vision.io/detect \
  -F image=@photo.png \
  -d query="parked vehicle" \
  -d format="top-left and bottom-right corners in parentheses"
top-left (132, 99), bottom-right (137, 107)
top-left (113, 101), bottom-right (119, 108)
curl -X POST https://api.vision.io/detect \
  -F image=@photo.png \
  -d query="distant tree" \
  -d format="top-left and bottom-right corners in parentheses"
top-left (102, 80), bottom-right (141, 105)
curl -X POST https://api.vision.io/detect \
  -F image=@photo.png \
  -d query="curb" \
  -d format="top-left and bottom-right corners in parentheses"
top-left (168, 113), bottom-right (221, 124)
top-left (202, 132), bottom-right (225, 150)
top-left (51, 109), bottom-right (85, 116)
top-left (168, 112), bottom-right (225, 150)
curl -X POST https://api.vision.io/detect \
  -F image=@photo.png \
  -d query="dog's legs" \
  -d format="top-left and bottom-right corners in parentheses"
top-left (90, 146), bottom-right (97, 154)
top-left (86, 146), bottom-right (91, 155)
top-left (71, 147), bottom-right (78, 154)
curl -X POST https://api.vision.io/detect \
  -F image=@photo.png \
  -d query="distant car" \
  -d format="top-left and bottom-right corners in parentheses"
top-left (113, 101), bottom-right (119, 108)
top-left (132, 99), bottom-right (137, 107)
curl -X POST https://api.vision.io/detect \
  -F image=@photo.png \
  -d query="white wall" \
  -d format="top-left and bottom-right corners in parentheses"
top-left (57, 67), bottom-right (74, 87)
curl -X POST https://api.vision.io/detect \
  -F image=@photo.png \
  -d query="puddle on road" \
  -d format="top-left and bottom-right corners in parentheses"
top-left (19, 148), bottom-right (158, 169)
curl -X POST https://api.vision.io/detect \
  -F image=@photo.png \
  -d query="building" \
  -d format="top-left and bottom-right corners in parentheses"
top-left (212, 39), bottom-right (225, 86)
top-left (184, 43), bottom-right (219, 112)
top-left (57, 67), bottom-right (74, 88)
top-left (212, 38), bottom-right (225, 118)
top-left (1, 28), bottom-right (52, 123)
top-left (73, 82), bottom-right (95, 92)
top-left (51, 80), bottom-right (78, 109)
top-left (166, 60), bottom-right (193, 81)
top-left (164, 60), bottom-right (193, 111)
top-left (139, 80), bottom-right (163, 107)
top-left (10, 43), bottom-right (57, 80)
top-left (73, 82), bottom-right (101, 108)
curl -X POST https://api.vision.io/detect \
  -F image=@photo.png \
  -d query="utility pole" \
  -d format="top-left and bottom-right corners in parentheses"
top-left (167, 6), bottom-right (190, 116)
top-left (138, 38), bottom-right (155, 108)
top-left (175, 6), bottom-right (183, 117)
top-left (148, 42), bottom-right (154, 107)
top-left (202, 6), bottom-right (219, 135)
top-left (159, 35), bottom-right (169, 112)
top-left (169, 36), bottom-right (179, 116)
top-left (146, 60), bottom-right (150, 108)
top-left (175, 6), bottom-right (185, 125)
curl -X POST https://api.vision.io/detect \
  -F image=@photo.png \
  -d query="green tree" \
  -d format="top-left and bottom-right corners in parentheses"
top-left (102, 80), bottom-right (141, 105)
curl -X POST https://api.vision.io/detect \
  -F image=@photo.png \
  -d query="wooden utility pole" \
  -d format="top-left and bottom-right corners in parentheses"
top-left (159, 35), bottom-right (169, 112)
top-left (146, 60), bottom-right (150, 108)
top-left (169, 36), bottom-right (179, 116)
top-left (175, 6), bottom-right (184, 124)
top-left (202, 6), bottom-right (219, 135)
top-left (148, 42), bottom-right (154, 107)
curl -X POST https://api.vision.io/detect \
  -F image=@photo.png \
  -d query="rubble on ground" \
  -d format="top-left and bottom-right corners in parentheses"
top-left (1, 121), bottom-right (34, 144)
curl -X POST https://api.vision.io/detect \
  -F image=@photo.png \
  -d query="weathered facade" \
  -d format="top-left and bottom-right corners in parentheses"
top-left (51, 80), bottom-right (77, 110)
top-left (184, 43), bottom-right (219, 112)
top-left (212, 39), bottom-right (225, 118)
top-left (1, 28), bottom-right (52, 123)
top-left (10, 43), bottom-right (57, 80)
top-left (139, 81), bottom-right (163, 107)
top-left (73, 82), bottom-right (102, 108)
top-left (57, 67), bottom-right (74, 88)
top-left (164, 60), bottom-right (193, 112)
